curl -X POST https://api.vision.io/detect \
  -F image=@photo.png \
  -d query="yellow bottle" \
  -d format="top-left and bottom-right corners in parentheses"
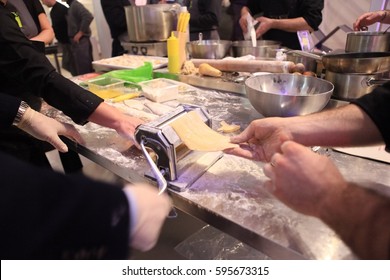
top-left (167, 32), bottom-right (180, 74)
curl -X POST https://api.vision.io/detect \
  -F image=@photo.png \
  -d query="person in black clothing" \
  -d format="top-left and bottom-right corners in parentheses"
top-left (184, 0), bottom-right (221, 41)
top-left (7, 0), bottom-right (54, 45)
top-left (42, 0), bottom-right (77, 75)
top-left (239, 0), bottom-right (323, 49)
top-left (0, 93), bottom-right (171, 260)
top-left (0, 0), bottom-right (143, 171)
top-left (100, 0), bottom-right (131, 57)
top-left (226, 82), bottom-right (390, 259)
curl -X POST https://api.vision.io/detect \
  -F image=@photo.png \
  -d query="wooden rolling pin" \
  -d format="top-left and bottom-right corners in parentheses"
top-left (191, 59), bottom-right (296, 73)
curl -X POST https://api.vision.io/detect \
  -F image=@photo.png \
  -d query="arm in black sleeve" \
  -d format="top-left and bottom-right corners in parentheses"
top-left (0, 8), bottom-right (103, 125)
top-left (299, 0), bottom-right (324, 31)
top-left (351, 82), bottom-right (390, 151)
top-left (0, 93), bottom-right (21, 128)
top-left (0, 151), bottom-right (131, 259)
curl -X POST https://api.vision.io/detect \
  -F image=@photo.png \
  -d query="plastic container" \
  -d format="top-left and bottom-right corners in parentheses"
top-left (139, 78), bottom-right (179, 102)
top-left (87, 77), bottom-right (125, 99)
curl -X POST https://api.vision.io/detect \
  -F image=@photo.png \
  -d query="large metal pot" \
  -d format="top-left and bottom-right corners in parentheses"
top-left (125, 4), bottom-right (179, 42)
top-left (345, 31), bottom-right (390, 53)
top-left (325, 71), bottom-right (390, 100)
top-left (290, 51), bottom-right (390, 74)
top-left (231, 40), bottom-right (281, 58)
top-left (245, 74), bottom-right (333, 117)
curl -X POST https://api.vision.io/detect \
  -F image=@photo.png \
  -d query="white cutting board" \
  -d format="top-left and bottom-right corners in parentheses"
top-left (333, 145), bottom-right (390, 164)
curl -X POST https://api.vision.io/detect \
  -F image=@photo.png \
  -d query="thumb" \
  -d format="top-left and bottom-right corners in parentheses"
top-left (230, 124), bottom-right (255, 144)
top-left (49, 135), bottom-right (69, 153)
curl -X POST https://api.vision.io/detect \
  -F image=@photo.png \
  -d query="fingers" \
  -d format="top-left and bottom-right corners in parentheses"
top-left (223, 143), bottom-right (257, 160)
top-left (61, 123), bottom-right (85, 145)
top-left (230, 124), bottom-right (255, 144)
top-left (48, 135), bottom-right (69, 153)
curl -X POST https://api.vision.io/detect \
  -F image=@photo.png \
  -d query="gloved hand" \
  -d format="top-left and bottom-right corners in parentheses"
top-left (123, 184), bottom-right (172, 252)
top-left (17, 107), bottom-right (84, 153)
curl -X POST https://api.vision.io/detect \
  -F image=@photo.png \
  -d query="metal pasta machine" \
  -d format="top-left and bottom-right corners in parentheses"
top-left (135, 104), bottom-right (223, 192)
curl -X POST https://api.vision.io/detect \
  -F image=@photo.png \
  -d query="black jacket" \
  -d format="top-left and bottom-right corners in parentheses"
top-left (0, 151), bottom-right (130, 259)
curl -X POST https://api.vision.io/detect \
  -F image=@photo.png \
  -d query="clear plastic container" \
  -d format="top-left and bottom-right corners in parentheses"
top-left (87, 77), bottom-right (125, 99)
top-left (139, 78), bottom-right (179, 102)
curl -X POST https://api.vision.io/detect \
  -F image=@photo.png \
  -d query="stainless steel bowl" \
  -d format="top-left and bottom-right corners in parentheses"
top-left (245, 74), bottom-right (334, 117)
top-left (232, 40), bottom-right (281, 58)
top-left (187, 40), bottom-right (232, 59)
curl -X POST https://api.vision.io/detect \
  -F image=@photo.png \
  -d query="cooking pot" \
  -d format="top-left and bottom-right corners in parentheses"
top-left (290, 50), bottom-right (390, 74)
top-left (285, 50), bottom-right (320, 73)
top-left (325, 71), bottom-right (390, 100)
top-left (125, 4), bottom-right (179, 42)
top-left (345, 31), bottom-right (390, 53)
top-left (231, 40), bottom-right (281, 58)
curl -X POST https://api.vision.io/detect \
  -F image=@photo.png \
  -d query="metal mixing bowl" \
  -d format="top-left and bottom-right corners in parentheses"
top-left (245, 74), bottom-right (334, 117)
top-left (187, 40), bottom-right (232, 59)
top-left (232, 40), bottom-right (281, 58)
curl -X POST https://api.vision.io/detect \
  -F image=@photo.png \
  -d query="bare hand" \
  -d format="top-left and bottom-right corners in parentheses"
top-left (225, 118), bottom-right (292, 162)
top-left (262, 141), bottom-right (347, 217)
top-left (353, 11), bottom-right (385, 30)
top-left (254, 16), bottom-right (274, 38)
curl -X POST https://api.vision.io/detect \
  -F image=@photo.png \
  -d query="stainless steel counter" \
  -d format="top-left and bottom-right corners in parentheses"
top-left (54, 82), bottom-right (389, 260)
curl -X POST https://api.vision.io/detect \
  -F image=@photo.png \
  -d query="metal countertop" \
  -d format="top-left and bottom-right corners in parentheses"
top-left (55, 79), bottom-right (389, 260)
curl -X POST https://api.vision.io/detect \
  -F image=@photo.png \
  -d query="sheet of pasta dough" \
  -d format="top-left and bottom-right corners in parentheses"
top-left (170, 111), bottom-right (238, 151)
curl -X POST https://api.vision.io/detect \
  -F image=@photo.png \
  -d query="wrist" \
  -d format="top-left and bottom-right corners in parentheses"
top-left (379, 10), bottom-right (387, 22)
top-left (12, 101), bottom-right (30, 126)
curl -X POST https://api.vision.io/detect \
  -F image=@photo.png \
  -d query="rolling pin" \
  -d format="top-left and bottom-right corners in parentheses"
top-left (191, 59), bottom-right (296, 73)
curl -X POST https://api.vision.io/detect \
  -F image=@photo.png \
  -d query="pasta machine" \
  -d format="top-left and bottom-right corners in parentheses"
top-left (135, 104), bottom-right (223, 192)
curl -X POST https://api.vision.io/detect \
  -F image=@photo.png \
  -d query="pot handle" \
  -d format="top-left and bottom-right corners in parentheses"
top-left (365, 77), bottom-right (390, 86)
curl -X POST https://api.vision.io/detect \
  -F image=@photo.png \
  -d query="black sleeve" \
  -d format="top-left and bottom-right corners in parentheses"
top-left (0, 8), bottom-right (103, 125)
top-left (351, 82), bottom-right (390, 151)
top-left (299, 0), bottom-right (324, 31)
top-left (0, 151), bottom-right (131, 259)
top-left (0, 93), bottom-right (21, 128)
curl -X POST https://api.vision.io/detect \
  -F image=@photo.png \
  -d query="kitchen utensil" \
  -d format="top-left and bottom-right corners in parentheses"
top-left (125, 4), bottom-right (179, 42)
top-left (325, 70), bottom-right (390, 100)
top-left (345, 31), bottom-right (390, 52)
top-left (187, 40), bottom-right (232, 59)
top-left (140, 139), bottom-right (177, 218)
top-left (191, 58), bottom-right (295, 73)
top-left (285, 50), bottom-right (319, 73)
top-left (245, 74), bottom-right (333, 117)
top-left (289, 50), bottom-right (390, 74)
top-left (231, 40), bottom-right (281, 58)
top-left (198, 32), bottom-right (203, 44)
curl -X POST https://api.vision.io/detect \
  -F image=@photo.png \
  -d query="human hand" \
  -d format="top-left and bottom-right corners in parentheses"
top-left (115, 114), bottom-right (144, 147)
top-left (353, 11), bottom-right (386, 30)
top-left (72, 31), bottom-right (83, 43)
top-left (225, 118), bottom-right (292, 162)
top-left (262, 141), bottom-right (347, 217)
top-left (123, 184), bottom-right (172, 252)
top-left (239, 13), bottom-right (249, 34)
top-left (17, 107), bottom-right (84, 153)
top-left (255, 16), bottom-right (274, 38)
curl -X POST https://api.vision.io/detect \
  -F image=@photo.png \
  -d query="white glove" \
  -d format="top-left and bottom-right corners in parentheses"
top-left (123, 184), bottom-right (172, 252)
top-left (17, 107), bottom-right (84, 153)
